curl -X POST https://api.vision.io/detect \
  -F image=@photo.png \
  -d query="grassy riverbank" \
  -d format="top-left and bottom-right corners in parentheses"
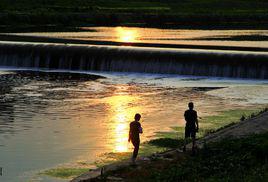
top-left (39, 108), bottom-right (266, 180)
top-left (107, 131), bottom-right (268, 181)
top-left (1, 0), bottom-right (268, 32)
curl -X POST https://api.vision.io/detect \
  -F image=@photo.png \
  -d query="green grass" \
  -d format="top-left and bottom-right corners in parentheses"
top-left (147, 138), bottom-right (185, 149)
top-left (1, 0), bottom-right (268, 31)
top-left (145, 132), bottom-right (268, 181)
top-left (1, 0), bottom-right (267, 15)
top-left (94, 144), bottom-right (168, 168)
top-left (154, 108), bottom-right (261, 141)
top-left (198, 109), bottom-right (263, 136)
top-left (94, 152), bottom-right (132, 167)
top-left (39, 167), bottom-right (89, 179)
top-left (109, 132), bottom-right (268, 181)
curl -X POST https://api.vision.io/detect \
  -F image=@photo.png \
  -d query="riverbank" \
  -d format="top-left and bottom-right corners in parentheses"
top-left (71, 108), bottom-right (268, 181)
top-left (1, 0), bottom-right (268, 32)
top-left (37, 108), bottom-right (267, 181)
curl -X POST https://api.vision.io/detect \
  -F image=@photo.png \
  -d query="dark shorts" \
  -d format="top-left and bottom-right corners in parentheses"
top-left (185, 127), bottom-right (196, 138)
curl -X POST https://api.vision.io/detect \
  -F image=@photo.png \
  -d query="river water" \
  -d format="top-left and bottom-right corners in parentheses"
top-left (8, 27), bottom-right (268, 48)
top-left (0, 69), bottom-right (267, 182)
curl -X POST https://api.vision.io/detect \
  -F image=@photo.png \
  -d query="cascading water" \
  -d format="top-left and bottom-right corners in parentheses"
top-left (0, 42), bottom-right (267, 79)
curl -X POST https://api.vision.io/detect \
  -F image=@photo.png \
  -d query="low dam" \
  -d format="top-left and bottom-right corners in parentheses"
top-left (0, 42), bottom-right (267, 79)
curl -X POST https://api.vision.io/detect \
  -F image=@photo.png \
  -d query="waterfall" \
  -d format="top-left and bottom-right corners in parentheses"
top-left (0, 42), bottom-right (267, 79)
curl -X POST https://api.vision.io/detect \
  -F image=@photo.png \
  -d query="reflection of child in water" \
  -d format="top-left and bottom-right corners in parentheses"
top-left (128, 113), bottom-right (143, 164)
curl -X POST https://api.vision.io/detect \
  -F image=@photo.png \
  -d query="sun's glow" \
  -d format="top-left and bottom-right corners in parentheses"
top-left (106, 87), bottom-right (140, 152)
top-left (116, 27), bottom-right (138, 43)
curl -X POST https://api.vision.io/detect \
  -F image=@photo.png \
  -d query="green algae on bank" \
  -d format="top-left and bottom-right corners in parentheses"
top-left (93, 144), bottom-right (169, 168)
top-left (154, 108), bottom-right (262, 140)
top-left (39, 168), bottom-right (89, 179)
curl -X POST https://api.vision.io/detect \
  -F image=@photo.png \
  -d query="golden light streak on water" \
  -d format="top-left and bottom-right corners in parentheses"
top-left (106, 87), bottom-right (140, 152)
top-left (116, 27), bottom-right (138, 43)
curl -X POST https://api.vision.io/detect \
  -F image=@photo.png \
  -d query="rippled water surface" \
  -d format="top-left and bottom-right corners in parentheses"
top-left (10, 27), bottom-right (268, 48)
top-left (0, 70), bottom-right (268, 181)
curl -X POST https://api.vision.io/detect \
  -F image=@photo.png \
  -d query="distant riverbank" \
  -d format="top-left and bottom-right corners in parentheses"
top-left (1, 0), bottom-right (268, 32)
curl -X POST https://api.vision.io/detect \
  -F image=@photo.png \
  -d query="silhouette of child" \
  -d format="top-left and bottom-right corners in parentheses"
top-left (128, 113), bottom-right (143, 164)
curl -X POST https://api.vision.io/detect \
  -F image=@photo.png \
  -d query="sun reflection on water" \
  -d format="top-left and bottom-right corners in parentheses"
top-left (107, 88), bottom-right (140, 152)
top-left (116, 27), bottom-right (138, 43)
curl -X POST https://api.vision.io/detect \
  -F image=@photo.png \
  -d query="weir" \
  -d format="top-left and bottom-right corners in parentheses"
top-left (0, 42), bottom-right (268, 79)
